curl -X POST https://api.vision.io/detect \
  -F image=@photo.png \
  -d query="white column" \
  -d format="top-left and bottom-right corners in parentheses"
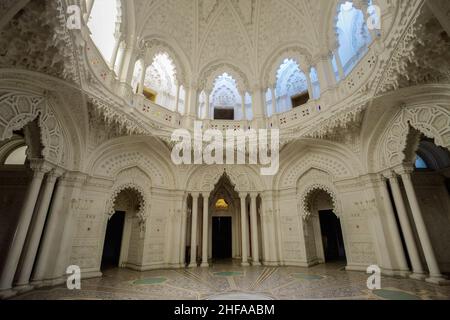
top-left (239, 193), bottom-right (250, 266)
top-left (249, 193), bottom-right (260, 266)
top-left (399, 168), bottom-right (448, 284)
top-left (189, 193), bottom-right (199, 268)
top-left (110, 37), bottom-right (121, 70)
top-left (175, 84), bottom-right (181, 113)
top-left (0, 160), bottom-right (50, 292)
top-left (270, 86), bottom-right (276, 115)
top-left (15, 169), bottom-right (62, 289)
top-left (241, 92), bottom-right (247, 120)
top-left (251, 86), bottom-right (266, 120)
top-left (380, 174), bottom-right (409, 274)
top-left (334, 52), bottom-right (345, 80)
top-left (305, 72), bottom-right (313, 100)
top-left (201, 193), bottom-right (209, 267)
top-left (116, 42), bottom-right (127, 77)
top-left (388, 174), bottom-right (426, 280)
top-left (187, 86), bottom-right (199, 120)
top-left (138, 65), bottom-right (146, 95)
top-left (180, 198), bottom-right (188, 265)
top-left (85, 0), bottom-right (95, 21)
top-left (314, 53), bottom-right (336, 93)
top-left (31, 173), bottom-right (69, 284)
top-left (205, 91), bottom-right (211, 120)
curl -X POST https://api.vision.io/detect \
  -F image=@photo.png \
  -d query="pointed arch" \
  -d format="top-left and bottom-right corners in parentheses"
top-left (198, 60), bottom-right (250, 93)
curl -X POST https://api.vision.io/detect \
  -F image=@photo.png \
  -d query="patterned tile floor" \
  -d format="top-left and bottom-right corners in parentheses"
top-left (12, 261), bottom-right (450, 300)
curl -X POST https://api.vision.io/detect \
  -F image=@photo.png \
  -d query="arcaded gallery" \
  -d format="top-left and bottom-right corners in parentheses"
top-left (0, 0), bottom-right (450, 302)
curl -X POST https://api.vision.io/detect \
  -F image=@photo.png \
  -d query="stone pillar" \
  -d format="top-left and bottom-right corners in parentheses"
top-left (251, 86), bottom-right (267, 125)
top-left (110, 36), bottom-right (122, 70)
top-left (249, 193), bottom-right (260, 266)
top-left (0, 160), bottom-right (50, 293)
top-left (334, 51), bottom-right (345, 80)
top-left (241, 91), bottom-right (247, 120)
top-left (138, 64), bottom-right (146, 95)
top-left (205, 91), bottom-right (211, 120)
top-left (186, 86), bottom-right (199, 121)
top-left (175, 84), bottom-right (181, 113)
top-left (180, 203), bottom-right (189, 265)
top-left (239, 193), bottom-right (250, 266)
top-left (85, 0), bottom-right (95, 20)
top-left (201, 193), bottom-right (209, 267)
top-left (380, 174), bottom-right (409, 275)
top-left (189, 193), bottom-right (199, 268)
top-left (388, 174), bottom-right (426, 280)
top-left (31, 173), bottom-right (80, 285)
top-left (15, 169), bottom-right (63, 289)
top-left (115, 42), bottom-right (127, 77)
top-left (270, 86), bottom-right (276, 115)
top-left (399, 168), bottom-right (448, 284)
top-left (314, 53), bottom-right (336, 94)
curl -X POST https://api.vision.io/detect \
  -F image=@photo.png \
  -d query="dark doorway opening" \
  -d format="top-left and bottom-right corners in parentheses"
top-left (212, 217), bottom-right (232, 260)
top-left (214, 108), bottom-right (234, 120)
top-left (101, 211), bottom-right (125, 270)
top-left (319, 210), bottom-right (346, 262)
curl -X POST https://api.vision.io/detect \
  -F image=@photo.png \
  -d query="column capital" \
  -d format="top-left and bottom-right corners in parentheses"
top-left (46, 168), bottom-right (65, 183)
top-left (239, 192), bottom-right (248, 199)
top-left (381, 170), bottom-right (397, 180)
top-left (201, 191), bottom-right (210, 198)
top-left (395, 165), bottom-right (414, 176)
top-left (29, 159), bottom-right (53, 176)
top-left (191, 192), bottom-right (200, 198)
top-left (249, 192), bottom-right (258, 199)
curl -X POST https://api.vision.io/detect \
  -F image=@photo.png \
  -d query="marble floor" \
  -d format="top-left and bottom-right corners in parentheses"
top-left (12, 261), bottom-right (450, 300)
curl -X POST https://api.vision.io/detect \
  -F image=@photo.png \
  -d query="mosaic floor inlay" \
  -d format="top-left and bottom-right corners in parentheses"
top-left (12, 262), bottom-right (450, 300)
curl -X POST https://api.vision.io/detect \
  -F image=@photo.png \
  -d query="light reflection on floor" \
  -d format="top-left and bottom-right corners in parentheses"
top-left (12, 261), bottom-right (450, 300)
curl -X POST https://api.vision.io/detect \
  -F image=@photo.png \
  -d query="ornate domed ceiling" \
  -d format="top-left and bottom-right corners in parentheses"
top-left (128, 0), bottom-right (376, 85)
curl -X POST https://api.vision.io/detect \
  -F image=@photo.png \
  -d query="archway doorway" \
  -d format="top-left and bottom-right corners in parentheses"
top-left (408, 135), bottom-right (450, 275)
top-left (319, 210), bottom-right (346, 262)
top-left (101, 187), bottom-right (145, 272)
top-left (305, 188), bottom-right (347, 265)
top-left (101, 211), bottom-right (125, 270)
top-left (208, 174), bottom-right (241, 264)
top-left (212, 217), bottom-right (232, 259)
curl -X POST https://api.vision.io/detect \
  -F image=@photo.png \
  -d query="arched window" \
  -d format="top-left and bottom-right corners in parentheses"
top-left (275, 59), bottom-right (310, 113)
top-left (4, 145), bottom-right (28, 165)
top-left (335, 1), bottom-right (372, 75)
top-left (143, 53), bottom-right (178, 111)
top-left (210, 73), bottom-right (244, 121)
top-left (87, 0), bottom-right (119, 64)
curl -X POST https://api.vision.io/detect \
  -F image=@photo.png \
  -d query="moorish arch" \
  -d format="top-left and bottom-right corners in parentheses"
top-left (261, 45), bottom-right (313, 88)
top-left (296, 168), bottom-right (341, 221)
top-left (106, 167), bottom-right (153, 222)
top-left (0, 92), bottom-right (71, 167)
top-left (198, 61), bottom-right (251, 94)
top-left (86, 137), bottom-right (176, 189)
top-left (106, 182), bottom-right (147, 223)
top-left (371, 104), bottom-right (450, 171)
top-left (276, 144), bottom-right (360, 190)
top-left (140, 37), bottom-right (191, 86)
top-left (185, 165), bottom-right (265, 193)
